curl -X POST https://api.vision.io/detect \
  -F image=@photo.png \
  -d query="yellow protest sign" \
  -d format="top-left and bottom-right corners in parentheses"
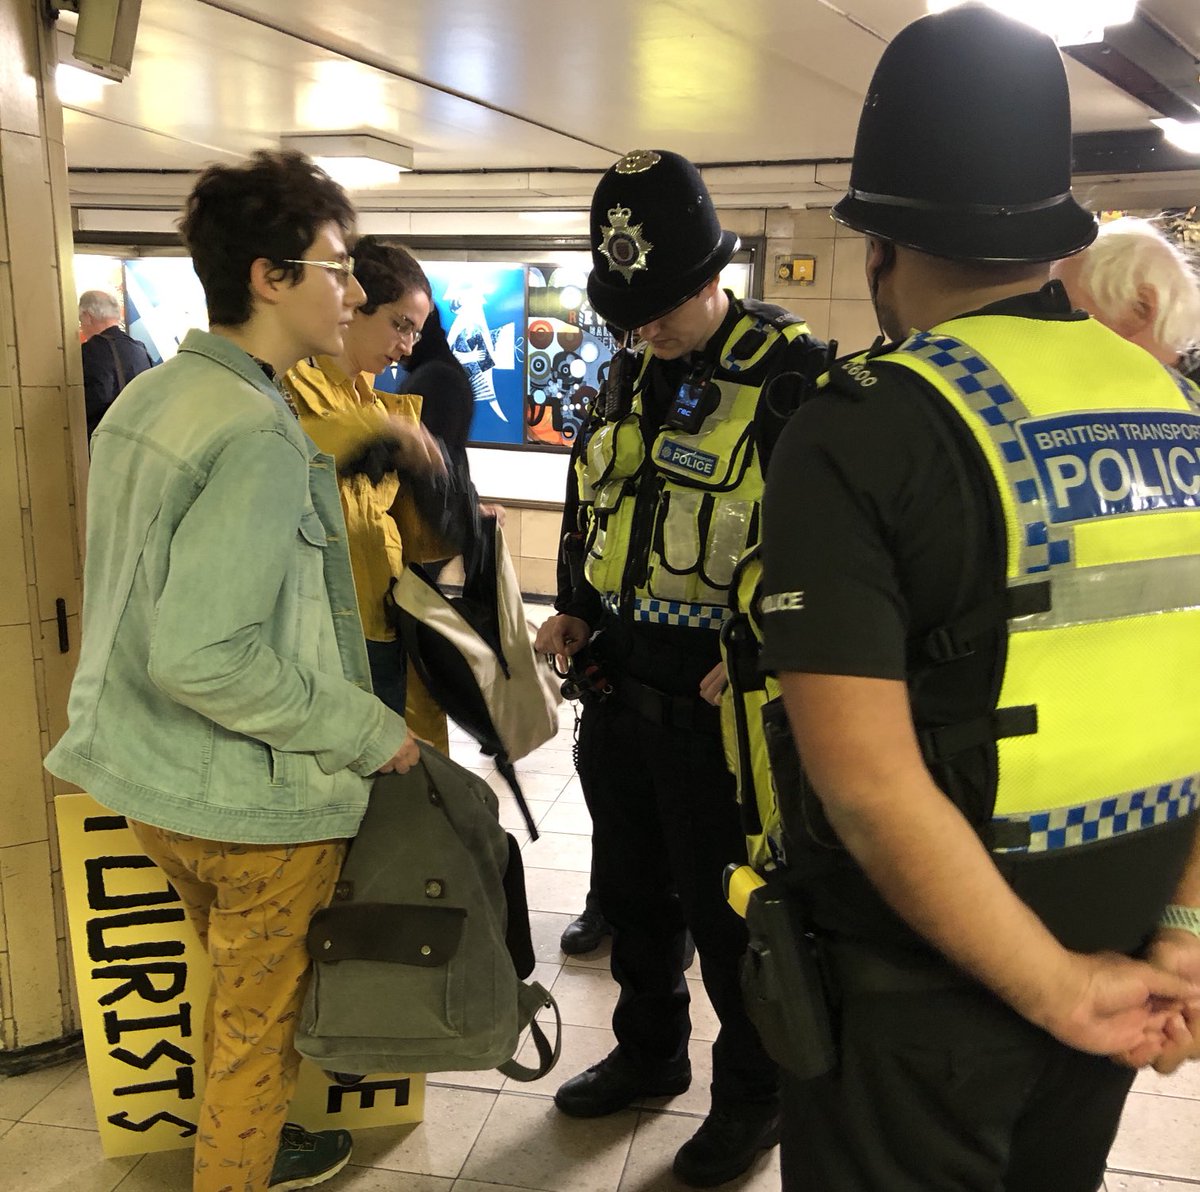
top-left (55, 793), bottom-right (424, 1158)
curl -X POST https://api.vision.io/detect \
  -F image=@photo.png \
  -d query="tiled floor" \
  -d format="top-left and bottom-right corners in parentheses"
top-left (3, 609), bottom-right (1200, 1190)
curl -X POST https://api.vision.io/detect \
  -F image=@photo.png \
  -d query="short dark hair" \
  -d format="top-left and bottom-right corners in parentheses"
top-left (353, 236), bottom-right (432, 315)
top-left (179, 150), bottom-right (355, 327)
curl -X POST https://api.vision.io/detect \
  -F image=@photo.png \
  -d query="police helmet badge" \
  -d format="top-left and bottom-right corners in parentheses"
top-left (598, 205), bottom-right (653, 284)
top-left (615, 149), bottom-right (661, 174)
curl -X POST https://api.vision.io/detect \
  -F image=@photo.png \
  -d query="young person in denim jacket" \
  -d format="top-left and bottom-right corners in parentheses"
top-left (47, 150), bottom-right (418, 1192)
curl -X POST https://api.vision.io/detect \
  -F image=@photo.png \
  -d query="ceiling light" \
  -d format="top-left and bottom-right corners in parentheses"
top-left (280, 130), bottom-right (413, 189)
top-left (1153, 118), bottom-right (1200, 155)
top-left (926, 0), bottom-right (1136, 46)
top-left (55, 61), bottom-right (117, 105)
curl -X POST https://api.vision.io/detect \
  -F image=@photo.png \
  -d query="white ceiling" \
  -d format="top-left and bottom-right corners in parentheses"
top-left (55, 0), bottom-right (1200, 220)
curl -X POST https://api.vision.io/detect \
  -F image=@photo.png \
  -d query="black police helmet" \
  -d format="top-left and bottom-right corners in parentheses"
top-left (832, 4), bottom-right (1097, 263)
top-left (587, 149), bottom-right (739, 331)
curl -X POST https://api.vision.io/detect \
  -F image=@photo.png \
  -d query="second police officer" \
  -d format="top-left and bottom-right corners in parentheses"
top-left (722, 6), bottom-right (1200, 1189)
top-left (535, 149), bottom-right (828, 1187)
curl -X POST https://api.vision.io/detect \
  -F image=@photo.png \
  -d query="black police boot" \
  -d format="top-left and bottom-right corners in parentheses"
top-left (554, 1050), bottom-right (691, 1118)
top-left (559, 905), bottom-right (611, 955)
top-left (683, 930), bottom-right (696, 972)
top-left (672, 1107), bottom-right (780, 1188)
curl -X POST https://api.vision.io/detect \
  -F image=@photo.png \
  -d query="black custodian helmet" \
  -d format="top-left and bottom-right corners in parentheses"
top-left (587, 149), bottom-right (739, 331)
top-left (832, 3), bottom-right (1097, 263)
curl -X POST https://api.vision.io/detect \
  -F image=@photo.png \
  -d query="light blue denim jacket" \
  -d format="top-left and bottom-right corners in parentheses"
top-left (46, 330), bottom-right (408, 843)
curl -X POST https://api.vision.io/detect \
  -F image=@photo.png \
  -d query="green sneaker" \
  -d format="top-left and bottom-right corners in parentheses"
top-left (268, 1122), bottom-right (353, 1189)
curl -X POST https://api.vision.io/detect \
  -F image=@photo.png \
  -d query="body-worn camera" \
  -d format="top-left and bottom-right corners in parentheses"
top-left (664, 364), bottom-right (721, 433)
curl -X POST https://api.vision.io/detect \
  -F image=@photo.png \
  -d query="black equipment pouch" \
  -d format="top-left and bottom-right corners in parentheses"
top-left (602, 347), bottom-right (638, 420)
top-left (733, 866), bottom-right (837, 1080)
top-left (562, 529), bottom-right (587, 592)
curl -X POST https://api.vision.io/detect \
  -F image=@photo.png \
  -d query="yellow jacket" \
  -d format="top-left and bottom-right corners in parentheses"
top-left (283, 356), bottom-right (423, 642)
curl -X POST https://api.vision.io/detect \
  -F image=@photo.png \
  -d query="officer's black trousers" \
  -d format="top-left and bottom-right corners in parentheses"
top-left (577, 693), bottom-right (778, 1112)
top-left (779, 966), bottom-right (1135, 1191)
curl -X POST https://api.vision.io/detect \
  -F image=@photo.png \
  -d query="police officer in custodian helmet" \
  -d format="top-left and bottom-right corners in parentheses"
top-left (747, 5), bottom-right (1200, 1189)
top-left (535, 149), bottom-right (827, 1186)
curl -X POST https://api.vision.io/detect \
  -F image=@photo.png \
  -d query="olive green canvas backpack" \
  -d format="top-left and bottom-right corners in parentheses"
top-left (295, 745), bottom-right (561, 1081)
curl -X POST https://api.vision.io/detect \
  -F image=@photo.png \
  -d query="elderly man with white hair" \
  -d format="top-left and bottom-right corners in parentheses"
top-left (78, 288), bottom-right (154, 440)
top-left (1050, 216), bottom-right (1200, 369)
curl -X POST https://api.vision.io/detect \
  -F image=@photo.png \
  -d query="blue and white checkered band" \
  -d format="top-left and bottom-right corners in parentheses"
top-left (1171, 367), bottom-right (1200, 414)
top-left (992, 774), bottom-right (1200, 854)
top-left (897, 332), bottom-right (1073, 575)
top-left (602, 594), bottom-right (730, 630)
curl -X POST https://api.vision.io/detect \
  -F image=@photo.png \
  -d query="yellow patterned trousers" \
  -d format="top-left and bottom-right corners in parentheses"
top-left (128, 822), bottom-right (345, 1192)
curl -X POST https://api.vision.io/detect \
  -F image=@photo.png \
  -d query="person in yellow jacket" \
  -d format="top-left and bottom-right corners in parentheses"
top-left (284, 237), bottom-right (458, 750)
top-left (752, 7), bottom-right (1200, 1191)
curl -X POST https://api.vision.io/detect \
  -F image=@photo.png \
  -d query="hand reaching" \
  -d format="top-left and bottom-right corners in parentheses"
top-left (534, 614), bottom-right (591, 672)
top-left (387, 416), bottom-right (447, 478)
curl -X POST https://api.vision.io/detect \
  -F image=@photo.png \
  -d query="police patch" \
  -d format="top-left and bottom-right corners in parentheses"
top-left (760, 591), bottom-right (805, 615)
top-left (657, 439), bottom-right (717, 477)
top-left (1019, 409), bottom-right (1200, 524)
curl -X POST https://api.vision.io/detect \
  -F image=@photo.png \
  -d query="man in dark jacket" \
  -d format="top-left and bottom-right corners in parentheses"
top-left (79, 289), bottom-right (154, 439)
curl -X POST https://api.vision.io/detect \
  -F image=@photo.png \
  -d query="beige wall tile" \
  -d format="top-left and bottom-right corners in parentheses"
top-left (0, 839), bottom-right (63, 1046)
top-left (0, 0), bottom-right (41, 138)
top-left (22, 385), bottom-right (78, 623)
top-left (520, 556), bottom-right (558, 597)
top-left (0, 383), bottom-right (28, 626)
top-left (47, 146), bottom-right (81, 385)
top-left (67, 384), bottom-right (88, 553)
top-left (38, 611), bottom-right (77, 750)
top-left (0, 623), bottom-right (50, 849)
top-left (832, 234), bottom-right (870, 301)
top-left (797, 206), bottom-right (840, 239)
top-left (499, 506), bottom-right (521, 558)
top-left (0, 160), bottom-right (8, 262)
top-left (795, 301), bottom-right (831, 345)
top-left (830, 299), bottom-right (881, 357)
top-left (521, 508), bottom-right (562, 560)
top-left (38, 27), bottom-right (63, 151)
top-left (764, 209), bottom-right (793, 239)
top-left (2, 130), bottom-right (63, 388)
top-left (0, 262), bottom-right (18, 395)
top-left (720, 208), bottom-right (766, 238)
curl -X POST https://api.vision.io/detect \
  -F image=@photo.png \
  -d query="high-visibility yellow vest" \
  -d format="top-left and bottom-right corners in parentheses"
top-left (725, 313), bottom-right (1200, 870)
top-left (576, 306), bottom-right (812, 630)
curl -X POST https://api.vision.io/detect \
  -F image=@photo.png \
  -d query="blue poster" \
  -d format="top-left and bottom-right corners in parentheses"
top-left (390, 262), bottom-right (527, 446)
top-left (122, 258), bottom-right (209, 364)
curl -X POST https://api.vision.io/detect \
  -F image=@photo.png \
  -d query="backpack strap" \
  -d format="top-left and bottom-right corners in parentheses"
top-left (495, 756), bottom-right (540, 840)
top-left (102, 330), bottom-right (127, 391)
top-left (496, 982), bottom-right (562, 1082)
